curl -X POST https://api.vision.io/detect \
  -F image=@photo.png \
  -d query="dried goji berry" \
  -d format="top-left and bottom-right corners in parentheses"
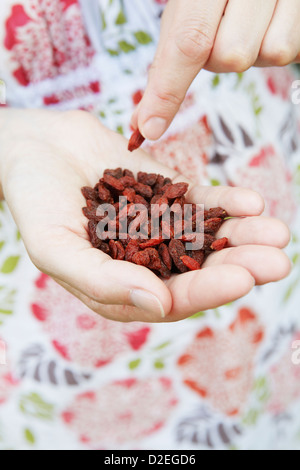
top-left (128, 129), bottom-right (145, 152)
top-left (82, 168), bottom-right (230, 278)
top-left (134, 182), bottom-right (153, 199)
top-left (204, 207), bottom-right (228, 220)
top-left (125, 239), bottom-right (140, 262)
top-left (132, 251), bottom-right (151, 267)
top-left (123, 187), bottom-right (136, 203)
top-left (97, 183), bottom-right (112, 202)
top-left (168, 239), bottom-right (188, 273)
top-left (204, 218), bottom-right (223, 234)
top-left (103, 174), bottom-right (125, 192)
top-left (211, 237), bottom-right (229, 251)
top-left (187, 250), bottom-right (205, 267)
top-left (140, 238), bottom-right (164, 249)
top-left (104, 168), bottom-right (123, 179)
top-left (164, 183), bottom-right (189, 200)
top-left (180, 255), bottom-right (201, 271)
top-left (159, 243), bottom-right (172, 271)
top-left (82, 186), bottom-right (98, 201)
top-left (138, 172), bottom-right (158, 187)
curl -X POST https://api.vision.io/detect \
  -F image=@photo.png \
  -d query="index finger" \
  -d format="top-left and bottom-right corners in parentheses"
top-left (135, 0), bottom-right (227, 140)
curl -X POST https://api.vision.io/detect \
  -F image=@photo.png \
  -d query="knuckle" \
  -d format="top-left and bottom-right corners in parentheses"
top-left (220, 48), bottom-right (254, 73)
top-left (261, 41), bottom-right (296, 67)
top-left (154, 87), bottom-right (183, 108)
top-left (175, 23), bottom-right (214, 62)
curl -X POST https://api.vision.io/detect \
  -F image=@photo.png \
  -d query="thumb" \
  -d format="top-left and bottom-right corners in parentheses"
top-left (31, 230), bottom-right (172, 320)
top-left (135, 0), bottom-right (227, 141)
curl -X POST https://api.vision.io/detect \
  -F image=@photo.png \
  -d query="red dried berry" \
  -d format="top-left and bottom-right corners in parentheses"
top-left (159, 243), bottom-right (172, 271)
top-left (88, 220), bottom-right (101, 248)
top-left (98, 183), bottom-right (112, 202)
top-left (82, 186), bottom-right (98, 201)
top-left (204, 218), bottom-right (223, 234)
top-left (103, 174), bottom-right (125, 192)
top-left (187, 250), bottom-right (205, 267)
top-left (82, 169), bottom-right (230, 278)
top-left (123, 187), bottom-right (136, 203)
top-left (164, 183), bottom-right (189, 200)
top-left (104, 168), bottom-right (123, 179)
top-left (128, 129), bottom-right (145, 152)
top-left (125, 239), bottom-right (140, 262)
top-left (134, 182), bottom-right (153, 199)
top-left (138, 172), bottom-right (158, 187)
top-left (211, 237), bottom-right (229, 251)
top-left (119, 176), bottom-right (137, 188)
top-left (132, 251), bottom-right (151, 267)
top-left (180, 255), bottom-right (201, 271)
top-left (204, 207), bottom-right (228, 220)
top-left (168, 239), bottom-right (188, 273)
top-left (140, 238), bottom-right (164, 249)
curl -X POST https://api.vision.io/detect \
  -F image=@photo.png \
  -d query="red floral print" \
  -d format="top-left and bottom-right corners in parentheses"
top-left (31, 275), bottom-right (151, 368)
top-left (177, 308), bottom-right (264, 416)
top-left (147, 116), bottom-right (212, 183)
top-left (4, 1), bottom-right (95, 86)
top-left (267, 334), bottom-right (300, 415)
top-left (62, 377), bottom-right (177, 447)
top-left (232, 145), bottom-right (297, 224)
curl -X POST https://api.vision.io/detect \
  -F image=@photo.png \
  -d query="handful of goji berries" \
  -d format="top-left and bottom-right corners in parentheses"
top-left (82, 168), bottom-right (229, 280)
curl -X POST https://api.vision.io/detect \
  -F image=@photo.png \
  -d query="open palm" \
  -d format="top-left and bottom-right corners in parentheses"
top-left (1, 109), bottom-right (291, 322)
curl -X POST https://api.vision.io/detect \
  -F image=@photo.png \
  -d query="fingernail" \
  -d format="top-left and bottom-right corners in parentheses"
top-left (141, 117), bottom-right (167, 140)
top-left (130, 289), bottom-right (165, 318)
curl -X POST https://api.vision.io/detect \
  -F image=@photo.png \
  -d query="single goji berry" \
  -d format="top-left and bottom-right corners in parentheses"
top-left (211, 237), bottom-right (229, 251)
top-left (180, 255), bottom-right (201, 271)
top-left (104, 168), bottom-right (123, 179)
top-left (138, 172), bottom-right (158, 186)
top-left (159, 243), bottom-right (172, 271)
top-left (164, 183), bottom-right (189, 199)
top-left (168, 239), bottom-right (188, 273)
top-left (134, 182), bottom-right (153, 199)
top-left (128, 129), bottom-right (145, 152)
top-left (204, 218), bottom-right (223, 234)
top-left (204, 207), bottom-right (228, 220)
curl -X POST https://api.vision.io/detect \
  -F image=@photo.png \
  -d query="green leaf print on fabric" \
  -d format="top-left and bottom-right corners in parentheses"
top-left (0, 287), bottom-right (16, 317)
top-left (24, 428), bottom-right (36, 445)
top-left (107, 49), bottom-right (120, 56)
top-left (253, 376), bottom-right (270, 404)
top-left (19, 393), bottom-right (55, 421)
top-left (242, 408), bottom-right (260, 426)
top-left (128, 358), bottom-right (141, 370)
top-left (0, 241), bottom-right (4, 252)
top-left (134, 31), bottom-right (153, 45)
top-left (212, 75), bottom-right (220, 88)
top-left (1, 256), bottom-right (20, 274)
top-left (118, 40), bottom-right (136, 53)
top-left (116, 10), bottom-right (127, 25)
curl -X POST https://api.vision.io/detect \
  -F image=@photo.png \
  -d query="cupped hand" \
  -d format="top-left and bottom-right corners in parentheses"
top-left (0, 109), bottom-right (291, 322)
top-left (132, 0), bottom-right (300, 141)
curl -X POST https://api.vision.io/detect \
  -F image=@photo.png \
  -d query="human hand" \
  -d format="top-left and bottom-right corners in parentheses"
top-left (132, 0), bottom-right (300, 141)
top-left (0, 109), bottom-right (291, 322)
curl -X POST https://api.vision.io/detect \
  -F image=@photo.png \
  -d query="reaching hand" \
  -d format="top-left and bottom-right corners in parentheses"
top-left (0, 109), bottom-right (291, 322)
top-left (132, 0), bottom-right (300, 140)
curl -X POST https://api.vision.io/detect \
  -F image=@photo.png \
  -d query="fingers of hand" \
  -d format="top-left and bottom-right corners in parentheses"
top-left (187, 185), bottom-right (265, 217)
top-left (258, 0), bottom-right (300, 66)
top-left (203, 245), bottom-right (292, 285)
top-left (166, 264), bottom-right (255, 320)
top-left (30, 229), bottom-right (172, 320)
top-left (206, 0), bottom-right (278, 72)
top-left (136, 0), bottom-right (227, 140)
top-left (217, 216), bottom-right (291, 248)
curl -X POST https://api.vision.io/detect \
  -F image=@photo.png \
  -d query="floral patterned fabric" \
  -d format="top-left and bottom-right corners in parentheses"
top-left (0, 0), bottom-right (300, 450)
